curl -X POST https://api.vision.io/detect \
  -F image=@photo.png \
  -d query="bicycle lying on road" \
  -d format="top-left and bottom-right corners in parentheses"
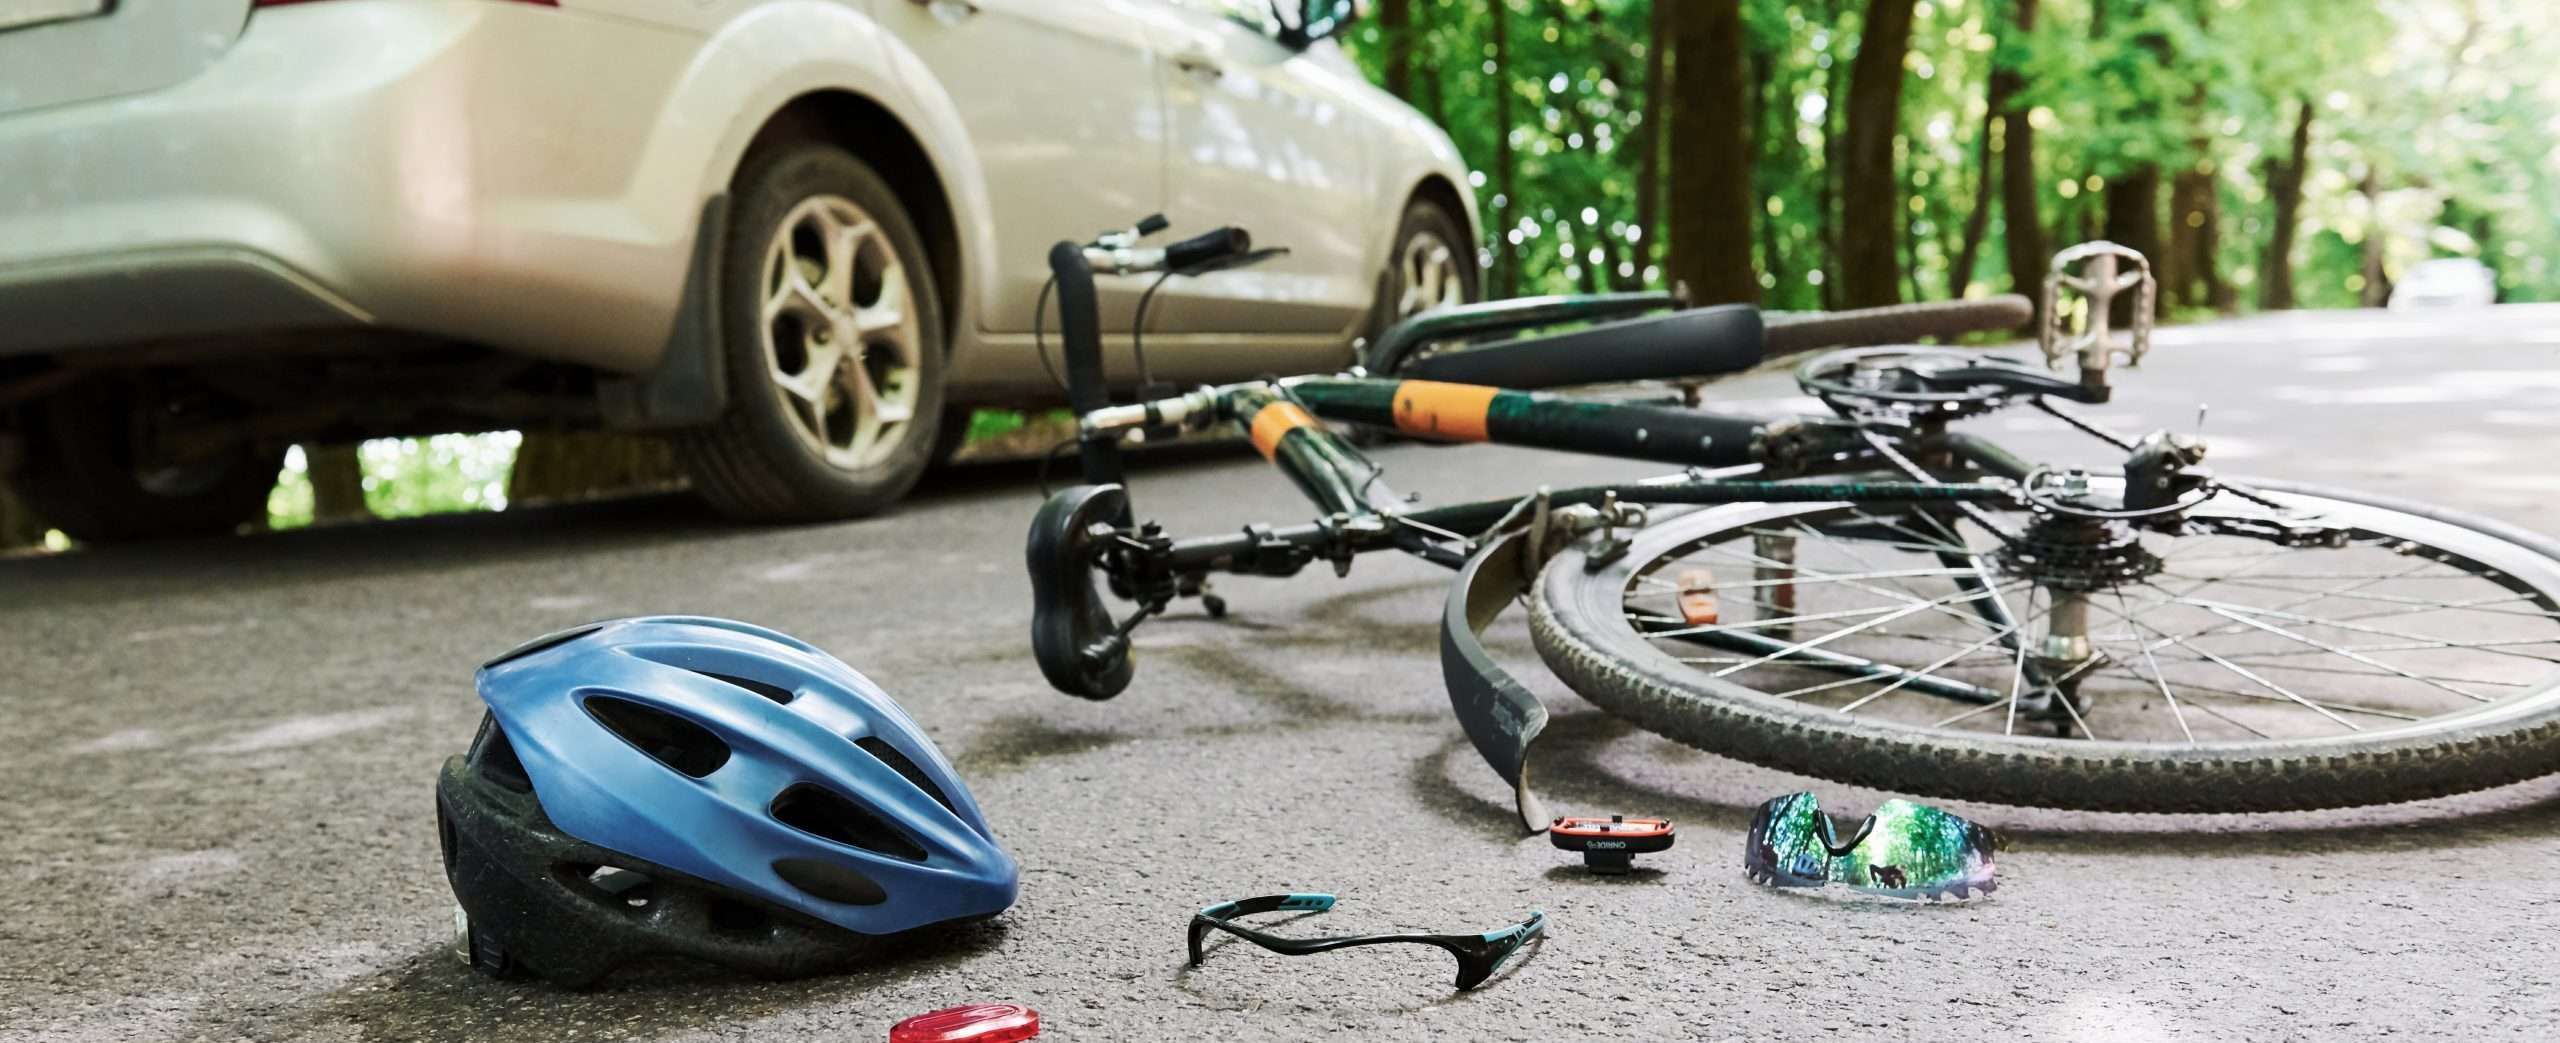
top-left (1025, 221), bottom-right (2560, 820)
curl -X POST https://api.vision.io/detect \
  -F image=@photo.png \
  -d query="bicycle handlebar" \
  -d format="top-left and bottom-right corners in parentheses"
top-left (1080, 225), bottom-right (1255, 276)
top-left (1048, 217), bottom-right (1265, 495)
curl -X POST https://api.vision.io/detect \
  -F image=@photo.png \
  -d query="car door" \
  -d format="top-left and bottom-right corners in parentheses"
top-left (880, 0), bottom-right (1169, 334)
top-left (1141, 0), bottom-right (1376, 341)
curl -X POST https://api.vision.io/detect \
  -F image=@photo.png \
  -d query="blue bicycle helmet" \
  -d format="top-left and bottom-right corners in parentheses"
top-left (434, 616), bottom-right (1017, 987)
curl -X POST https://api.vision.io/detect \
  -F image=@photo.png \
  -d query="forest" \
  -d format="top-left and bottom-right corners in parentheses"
top-left (1345, 0), bottom-right (2560, 313)
top-left (3, 0), bottom-right (2551, 546)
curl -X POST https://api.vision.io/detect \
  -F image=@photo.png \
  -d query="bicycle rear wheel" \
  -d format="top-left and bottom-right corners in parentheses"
top-left (1530, 478), bottom-right (2560, 812)
top-left (1762, 296), bottom-right (2032, 357)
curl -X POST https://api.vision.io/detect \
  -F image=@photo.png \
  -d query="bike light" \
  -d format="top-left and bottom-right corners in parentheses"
top-left (889, 1004), bottom-right (1040, 1043)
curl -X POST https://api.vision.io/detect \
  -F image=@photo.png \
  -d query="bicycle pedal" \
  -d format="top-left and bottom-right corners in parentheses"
top-left (1674, 568), bottom-right (1720, 624)
top-left (1551, 816), bottom-right (1676, 875)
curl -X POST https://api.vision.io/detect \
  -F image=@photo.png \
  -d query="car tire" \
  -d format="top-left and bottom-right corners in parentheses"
top-left (5, 377), bottom-right (282, 543)
top-left (1372, 197), bottom-right (1480, 347)
top-left (678, 142), bottom-right (947, 522)
top-left (1346, 198), bottom-right (1479, 446)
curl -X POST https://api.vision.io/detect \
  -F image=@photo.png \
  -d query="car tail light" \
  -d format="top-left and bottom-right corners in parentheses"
top-left (888, 1004), bottom-right (1040, 1043)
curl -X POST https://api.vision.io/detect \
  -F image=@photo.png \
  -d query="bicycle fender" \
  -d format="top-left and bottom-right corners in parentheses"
top-left (1441, 531), bottom-right (1552, 834)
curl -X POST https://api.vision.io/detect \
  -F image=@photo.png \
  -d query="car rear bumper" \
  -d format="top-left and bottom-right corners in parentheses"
top-left (0, 0), bottom-right (705, 372)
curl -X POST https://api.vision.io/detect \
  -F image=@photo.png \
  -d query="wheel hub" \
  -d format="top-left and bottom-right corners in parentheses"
top-left (758, 193), bottom-right (922, 472)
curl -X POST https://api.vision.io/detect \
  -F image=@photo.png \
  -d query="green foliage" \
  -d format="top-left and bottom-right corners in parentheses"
top-left (267, 434), bottom-right (518, 528)
top-left (1345, 0), bottom-right (2560, 307)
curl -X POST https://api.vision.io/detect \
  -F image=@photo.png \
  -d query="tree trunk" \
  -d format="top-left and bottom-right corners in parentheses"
top-left (1997, 0), bottom-right (2045, 319)
top-left (1817, 0), bottom-right (1849, 309)
top-left (2259, 97), bottom-right (2312, 311)
top-left (2101, 166), bottom-right (2163, 327)
top-left (1629, 0), bottom-right (1669, 288)
top-left (2103, 169), bottom-right (2163, 271)
top-left (2359, 166), bottom-right (2390, 308)
top-left (2195, 169), bottom-right (2231, 311)
top-left (1754, 38), bottom-right (1790, 301)
top-left (1422, 26), bottom-right (1449, 129)
top-left (506, 432), bottom-right (684, 508)
top-left (2163, 165), bottom-right (2203, 307)
top-left (1949, 110), bottom-right (1999, 299)
top-left (1668, 0), bottom-right (1760, 304)
top-left (1377, 0), bottom-right (1413, 101)
top-left (305, 443), bottom-right (373, 523)
top-left (1490, 1), bottom-right (1519, 298)
top-left (1838, 0), bottom-right (1919, 308)
top-left (2163, 64), bottom-right (2220, 311)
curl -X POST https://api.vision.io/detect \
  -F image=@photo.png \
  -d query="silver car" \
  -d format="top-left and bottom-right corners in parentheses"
top-left (0, 0), bottom-right (1479, 540)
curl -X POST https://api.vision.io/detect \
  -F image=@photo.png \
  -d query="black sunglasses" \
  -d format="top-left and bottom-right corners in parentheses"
top-left (1187, 893), bottom-right (1545, 991)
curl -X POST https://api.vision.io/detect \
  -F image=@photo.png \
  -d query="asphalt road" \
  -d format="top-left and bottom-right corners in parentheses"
top-left (5, 306), bottom-right (2558, 1041)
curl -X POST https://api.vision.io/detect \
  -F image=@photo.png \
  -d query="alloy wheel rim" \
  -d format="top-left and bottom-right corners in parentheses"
top-left (1396, 230), bottom-right (1467, 318)
top-left (758, 194), bottom-right (923, 472)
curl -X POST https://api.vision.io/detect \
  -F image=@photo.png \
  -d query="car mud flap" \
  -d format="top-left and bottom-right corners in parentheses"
top-left (598, 194), bottom-right (731, 430)
top-left (1441, 531), bottom-right (1552, 835)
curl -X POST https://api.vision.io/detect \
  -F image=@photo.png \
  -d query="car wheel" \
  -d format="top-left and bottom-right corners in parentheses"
top-left (1345, 199), bottom-right (1479, 446)
top-left (678, 142), bottom-right (946, 522)
top-left (5, 377), bottom-right (282, 543)
top-left (1381, 198), bottom-right (1478, 332)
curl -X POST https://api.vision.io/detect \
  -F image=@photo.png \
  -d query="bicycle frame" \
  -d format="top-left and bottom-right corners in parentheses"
top-left (1031, 233), bottom-right (2038, 702)
top-left (1031, 225), bottom-right (2560, 820)
top-left (1035, 283), bottom-right (2029, 830)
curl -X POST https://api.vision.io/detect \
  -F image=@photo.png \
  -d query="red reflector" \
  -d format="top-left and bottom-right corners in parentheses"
top-left (889, 1004), bottom-right (1040, 1043)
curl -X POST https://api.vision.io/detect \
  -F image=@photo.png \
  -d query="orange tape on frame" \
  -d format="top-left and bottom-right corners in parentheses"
top-left (1248, 401), bottom-right (1320, 460)
top-left (1391, 381), bottom-right (1499, 441)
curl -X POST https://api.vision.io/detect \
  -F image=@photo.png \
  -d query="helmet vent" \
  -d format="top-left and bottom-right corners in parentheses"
top-left (470, 713), bottom-right (534, 794)
top-left (856, 737), bottom-right (957, 816)
top-left (771, 783), bottom-right (928, 862)
top-left (583, 696), bottom-right (731, 778)
top-left (691, 670), bottom-right (798, 705)
top-left (772, 857), bottom-right (889, 906)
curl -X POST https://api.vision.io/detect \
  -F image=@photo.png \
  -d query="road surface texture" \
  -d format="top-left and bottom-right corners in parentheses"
top-left (5, 307), bottom-right (2557, 1041)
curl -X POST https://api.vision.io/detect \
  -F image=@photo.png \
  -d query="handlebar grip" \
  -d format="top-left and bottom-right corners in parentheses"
top-left (1164, 227), bottom-right (1253, 272)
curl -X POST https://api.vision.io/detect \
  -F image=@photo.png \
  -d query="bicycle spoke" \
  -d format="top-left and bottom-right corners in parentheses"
top-left (2178, 577), bottom-right (2560, 620)
top-left (2115, 588), bottom-right (2196, 744)
top-left (1682, 542), bottom-right (2016, 638)
top-left (1625, 566), bottom-right (1975, 595)
top-left (1738, 524), bottom-right (1974, 558)
top-left (2003, 587), bottom-right (2039, 737)
top-left (1638, 601), bottom-right (1940, 640)
top-left (2150, 648), bottom-right (2549, 681)
top-left (2116, 559), bottom-right (2447, 661)
top-left (2173, 595), bottom-right (2560, 667)
top-left (1708, 587), bottom-right (2001, 678)
top-left (2116, 609), bottom-right (2360, 732)
top-left (2146, 680), bottom-right (2423, 722)
top-left (2202, 607), bottom-right (2493, 703)
top-left (2083, 595), bottom-right (2424, 724)
top-left (1836, 622), bottom-right (2030, 714)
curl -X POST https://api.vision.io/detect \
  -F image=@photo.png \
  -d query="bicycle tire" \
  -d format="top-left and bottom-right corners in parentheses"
top-left (1762, 296), bottom-right (2031, 357)
top-left (1527, 477), bottom-right (2560, 813)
